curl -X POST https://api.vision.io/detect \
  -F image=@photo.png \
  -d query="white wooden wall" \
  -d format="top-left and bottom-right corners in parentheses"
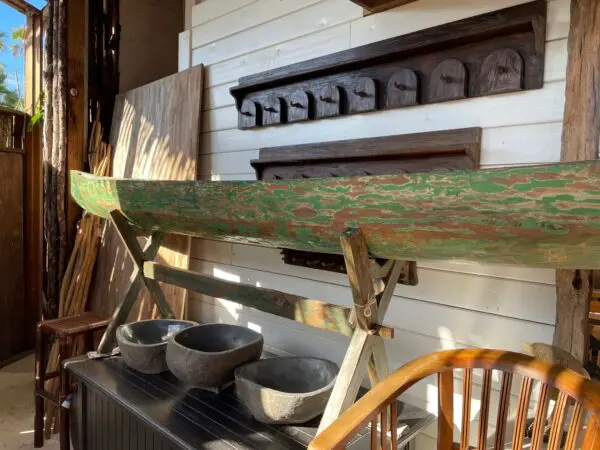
top-left (179, 0), bottom-right (570, 447)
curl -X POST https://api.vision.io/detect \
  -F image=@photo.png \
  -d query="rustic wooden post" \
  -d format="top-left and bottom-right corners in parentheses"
top-left (554, 0), bottom-right (600, 363)
top-left (318, 228), bottom-right (403, 433)
top-left (97, 211), bottom-right (175, 353)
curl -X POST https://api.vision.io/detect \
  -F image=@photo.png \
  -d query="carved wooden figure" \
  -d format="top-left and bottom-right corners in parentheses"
top-left (238, 99), bottom-right (260, 129)
top-left (349, 77), bottom-right (377, 114)
top-left (387, 69), bottom-right (419, 108)
top-left (429, 59), bottom-right (468, 103)
top-left (479, 48), bottom-right (524, 95)
top-left (287, 89), bottom-right (311, 123)
top-left (316, 84), bottom-right (342, 119)
top-left (262, 94), bottom-right (284, 126)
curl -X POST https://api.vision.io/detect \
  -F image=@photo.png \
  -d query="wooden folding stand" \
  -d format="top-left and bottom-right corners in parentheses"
top-left (97, 211), bottom-right (174, 353)
top-left (319, 228), bottom-right (406, 433)
top-left (97, 211), bottom-right (409, 431)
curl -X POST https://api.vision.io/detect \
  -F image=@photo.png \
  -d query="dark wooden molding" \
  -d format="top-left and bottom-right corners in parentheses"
top-left (350, 0), bottom-right (417, 14)
top-left (252, 127), bottom-right (481, 278)
top-left (231, 1), bottom-right (546, 129)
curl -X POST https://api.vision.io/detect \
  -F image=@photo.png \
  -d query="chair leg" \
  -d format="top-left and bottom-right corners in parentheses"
top-left (84, 330), bottom-right (94, 353)
top-left (34, 326), bottom-right (45, 448)
top-left (59, 338), bottom-right (71, 450)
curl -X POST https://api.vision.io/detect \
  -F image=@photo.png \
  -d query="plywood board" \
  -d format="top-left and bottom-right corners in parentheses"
top-left (89, 66), bottom-right (203, 322)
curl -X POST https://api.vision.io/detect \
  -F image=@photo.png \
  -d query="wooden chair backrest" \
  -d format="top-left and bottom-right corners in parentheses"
top-left (309, 349), bottom-right (600, 450)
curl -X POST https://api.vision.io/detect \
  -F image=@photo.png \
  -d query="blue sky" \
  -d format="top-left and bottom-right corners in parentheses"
top-left (0, 0), bottom-right (46, 92)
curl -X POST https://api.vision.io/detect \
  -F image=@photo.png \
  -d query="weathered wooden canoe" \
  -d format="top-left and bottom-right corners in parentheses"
top-left (71, 161), bottom-right (600, 268)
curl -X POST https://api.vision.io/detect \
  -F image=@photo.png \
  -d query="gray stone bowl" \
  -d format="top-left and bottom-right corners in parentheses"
top-left (166, 323), bottom-right (263, 390)
top-left (235, 357), bottom-right (339, 424)
top-left (116, 319), bottom-right (197, 374)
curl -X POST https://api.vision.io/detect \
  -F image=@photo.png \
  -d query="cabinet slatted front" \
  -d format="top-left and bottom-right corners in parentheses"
top-left (68, 357), bottom-right (434, 449)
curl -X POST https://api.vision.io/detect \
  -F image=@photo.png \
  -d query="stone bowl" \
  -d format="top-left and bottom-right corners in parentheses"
top-left (235, 357), bottom-right (339, 424)
top-left (166, 323), bottom-right (263, 390)
top-left (116, 319), bottom-right (197, 374)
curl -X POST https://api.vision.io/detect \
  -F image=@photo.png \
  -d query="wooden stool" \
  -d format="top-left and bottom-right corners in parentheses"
top-left (34, 312), bottom-right (110, 449)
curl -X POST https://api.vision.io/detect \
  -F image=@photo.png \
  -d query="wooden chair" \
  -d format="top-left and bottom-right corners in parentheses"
top-left (309, 349), bottom-right (600, 450)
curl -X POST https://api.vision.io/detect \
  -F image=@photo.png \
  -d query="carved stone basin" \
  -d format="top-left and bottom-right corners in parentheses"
top-left (166, 324), bottom-right (263, 389)
top-left (116, 319), bottom-right (197, 374)
top-left (235, 357), bottom-right (339, 424)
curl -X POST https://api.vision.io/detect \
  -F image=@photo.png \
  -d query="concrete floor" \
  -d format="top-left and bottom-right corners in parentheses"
top-left (0, 355), bottom-right (59, 450)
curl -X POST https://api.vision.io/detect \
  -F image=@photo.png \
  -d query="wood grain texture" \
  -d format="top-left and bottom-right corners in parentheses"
top-left (66, 0), bottom-right (87, 251)
top-left (554, 0), bottom-right (600, 364)
top-left (73, 161), bottom-right (600, 268)
top-left (88, 66), bottom-right (203, 324)
top-left (0, 152), bottom-right (25, 362)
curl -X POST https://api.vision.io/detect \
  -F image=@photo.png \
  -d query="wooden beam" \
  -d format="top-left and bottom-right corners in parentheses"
top-left (71, 162), bottom-right (600, 268)
top-left (65, 0), bottom-right (87, 251)
top-left (23, 13), bottom-right (43, 349)
top-left (554, 0), bottom-right (600, 363)
top-left (143, 261), bottom-right (394, 340)
top-left (349, 0), bottom-right (416, 14)
top-left (319, 229), bottom-right (395, 434)
top-left (0, 0), bottom-right (41, 14)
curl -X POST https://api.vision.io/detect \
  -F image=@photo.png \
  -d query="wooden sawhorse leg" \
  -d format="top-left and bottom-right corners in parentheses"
top-left (98, 211), bottom-right (175, 353)
top-left (318, 228), bottom-right (405, 433)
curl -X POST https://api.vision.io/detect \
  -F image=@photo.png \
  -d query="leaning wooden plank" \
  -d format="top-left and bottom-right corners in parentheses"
top-left (71, 161), bottom-right (600, 268)
top-left (144, 262), bottom-right (394, 339)
top-left (89, 66), bottom-right (203, 323)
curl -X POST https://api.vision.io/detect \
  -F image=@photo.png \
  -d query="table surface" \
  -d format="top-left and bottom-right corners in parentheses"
top-left (67, 356), bottom-right (435, 450)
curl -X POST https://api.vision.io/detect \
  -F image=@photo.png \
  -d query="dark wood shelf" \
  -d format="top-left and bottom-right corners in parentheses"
top-left (230, 0), bottom-right (546, 129)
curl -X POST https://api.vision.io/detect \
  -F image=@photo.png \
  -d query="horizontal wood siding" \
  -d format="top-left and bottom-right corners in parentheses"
top-left (182, 0), bottom-right (569, 447)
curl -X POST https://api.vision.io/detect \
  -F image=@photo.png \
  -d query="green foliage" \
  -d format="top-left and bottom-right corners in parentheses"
top-left (0, 27), bottom-right (24, 110)
top-left (10, 27), bottom-right (25, 57)
top-left (0, 64), bottom-right (21, 109)
top-left (28, 91), bottom-right (44, 130)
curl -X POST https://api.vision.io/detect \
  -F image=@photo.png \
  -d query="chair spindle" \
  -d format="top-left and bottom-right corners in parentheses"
top-left (460, 369), bottom-right (472, 450)
top-left (477, 369), bottom-right (492, 450)
top-left (494, 372), bottom-right (513, 450)
top-left (530, 383), bottom-right (551, 450)
top-left (547, 391), bottom-right (569, 450)
top-left (564, 401), bottom-right (583, 450)
top-left (511, 377), bottom-right (533, 450)
top-left (438, 370), bottom-right (454, 450)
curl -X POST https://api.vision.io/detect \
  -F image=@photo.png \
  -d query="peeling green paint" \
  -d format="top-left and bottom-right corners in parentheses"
top-left (71, 161), bottom-right (600, 268)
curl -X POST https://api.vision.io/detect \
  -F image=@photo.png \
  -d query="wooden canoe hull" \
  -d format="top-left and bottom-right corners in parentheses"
top-left (70, 161), bottom-right (600, 268)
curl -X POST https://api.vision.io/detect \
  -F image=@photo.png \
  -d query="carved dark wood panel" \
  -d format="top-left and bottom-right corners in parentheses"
top-left (238, 99), bottom-right (260, 129)
top-left (232, 1), bottom-right (546, 129)
top-left (429, 59), bottom-right (468, 103)
top-left (348, 77), bottom-right (378, 113)
top-left (252, 128), bottom-right (482, 278)
top-left (287, 89), bottom-right (311, 123)
top-left (479, 48), bottom-right (524, 95)
top-left (387, 69), bottom-right (419, 108)
top-left (315, 84), bottom-right (342, 119)
top-left (262, 94), bottom-right (284, 126)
